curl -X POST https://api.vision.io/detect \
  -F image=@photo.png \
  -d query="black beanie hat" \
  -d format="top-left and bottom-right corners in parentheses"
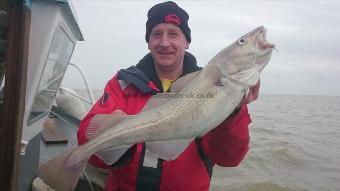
top-left (145, 1), bottom-right (191, 43)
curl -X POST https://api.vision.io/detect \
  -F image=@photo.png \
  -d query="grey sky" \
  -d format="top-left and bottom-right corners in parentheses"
top-left (65, 0), bottom-right (340, 96)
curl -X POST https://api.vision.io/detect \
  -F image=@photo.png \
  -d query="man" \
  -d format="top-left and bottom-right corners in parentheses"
top-left (78, 1), bottom-right (258, 190)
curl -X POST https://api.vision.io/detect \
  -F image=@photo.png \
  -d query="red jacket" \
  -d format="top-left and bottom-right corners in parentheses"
top-left (78, 52), bottom-right (251, 191)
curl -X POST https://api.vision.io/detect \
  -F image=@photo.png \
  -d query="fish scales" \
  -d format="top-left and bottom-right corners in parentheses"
top-left (69, 74), bottom-right (218, 163)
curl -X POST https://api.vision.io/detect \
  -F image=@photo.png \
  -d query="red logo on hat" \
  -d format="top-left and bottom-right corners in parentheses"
top-left (165, 14), bottom-right (181, 25)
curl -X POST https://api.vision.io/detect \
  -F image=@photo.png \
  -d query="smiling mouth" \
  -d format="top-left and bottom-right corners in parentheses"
top-left (158, 52), bottom-right (174, 56)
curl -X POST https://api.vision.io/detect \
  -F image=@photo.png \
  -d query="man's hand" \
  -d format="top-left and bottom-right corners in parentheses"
top-left (240, 79), bottom-right (260, 105)
top-left (111, 109), bottom-right (126, 116)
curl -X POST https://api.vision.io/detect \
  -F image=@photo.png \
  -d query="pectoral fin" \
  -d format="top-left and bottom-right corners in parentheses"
top-left (203, 64), bottom-right (223, 85)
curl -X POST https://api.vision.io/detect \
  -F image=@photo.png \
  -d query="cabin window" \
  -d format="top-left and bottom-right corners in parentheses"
top-left (28, 27), bottom-right (74, 124)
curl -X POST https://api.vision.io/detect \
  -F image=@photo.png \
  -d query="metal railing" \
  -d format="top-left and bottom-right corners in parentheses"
top-left (50, 61), bottom-right (96, 128)
top-left (62, 62), bottom-right (95, 105)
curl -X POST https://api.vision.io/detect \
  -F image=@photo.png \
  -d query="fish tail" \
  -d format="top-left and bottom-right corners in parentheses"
top-left (38, 148), bottom-right (88, 191)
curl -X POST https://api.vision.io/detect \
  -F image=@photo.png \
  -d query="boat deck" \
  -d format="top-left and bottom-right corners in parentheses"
top-left (39, 106), bottom-right (79, 165)
top-left (45, 106), bottom-right (104, 191)
top-left (20, 106), bottom-right (103, 191)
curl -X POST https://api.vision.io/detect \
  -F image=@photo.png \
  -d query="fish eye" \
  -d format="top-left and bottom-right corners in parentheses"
top-left (238, 38), bottom-right (246, 45)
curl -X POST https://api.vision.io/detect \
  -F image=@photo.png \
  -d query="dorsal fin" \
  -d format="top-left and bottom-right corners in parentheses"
top-left (142, 71), bottom-right (201, 112)
top-left (170, 70), bottom-right (201, 93)
top-left (141, 92), bottom-right (176, 111)
top-left (86, 113), bottom-right (128, 140)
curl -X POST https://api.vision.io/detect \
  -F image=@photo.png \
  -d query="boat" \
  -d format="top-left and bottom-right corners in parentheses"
top-left (0, 0), bottom-right (100, 190)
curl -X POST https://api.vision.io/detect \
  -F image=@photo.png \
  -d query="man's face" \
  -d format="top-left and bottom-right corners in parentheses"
top-left (148, 23), bottom-right (189, 72)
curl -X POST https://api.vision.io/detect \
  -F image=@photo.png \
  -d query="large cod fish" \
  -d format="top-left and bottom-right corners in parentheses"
top-left (38, 26), bottom-right (275, 190)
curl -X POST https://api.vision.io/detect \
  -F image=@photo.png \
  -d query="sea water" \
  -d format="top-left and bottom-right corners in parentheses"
top-left (211, 95), bottom-right (340, 191)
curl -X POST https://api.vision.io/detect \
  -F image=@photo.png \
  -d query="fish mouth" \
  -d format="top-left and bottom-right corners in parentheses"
top-left (253, 27), bottom-right (275, 72)
top-left (257, 26), bottom-right (275, 49)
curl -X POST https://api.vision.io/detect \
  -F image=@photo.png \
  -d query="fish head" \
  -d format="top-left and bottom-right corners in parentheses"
top-left (217, 26), bottom-right (275, 87)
